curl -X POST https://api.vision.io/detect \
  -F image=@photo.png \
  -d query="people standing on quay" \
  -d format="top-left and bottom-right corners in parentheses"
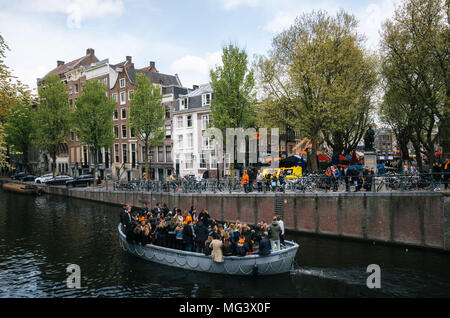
top-left (444, 158), bottom-right (450, 190)
top-left (432, 162), bottom-right (443, 191)
top-left (242, 170), bottom-right (250, 193)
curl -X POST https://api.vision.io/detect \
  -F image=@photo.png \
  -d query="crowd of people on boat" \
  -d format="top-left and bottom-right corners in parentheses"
top-left (119, 202), bottom-right (285, 262)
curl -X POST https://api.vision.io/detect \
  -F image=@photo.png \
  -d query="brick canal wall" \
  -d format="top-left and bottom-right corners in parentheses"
top-left (33, 184), bottom-right (449, 252)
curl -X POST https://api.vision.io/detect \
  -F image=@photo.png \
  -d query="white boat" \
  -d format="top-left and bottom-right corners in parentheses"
top-left (118, 224), bottom-right (299, 276)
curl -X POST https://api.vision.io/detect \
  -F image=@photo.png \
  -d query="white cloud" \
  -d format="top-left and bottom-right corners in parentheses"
top-left (262, 0), bottom-right (400, 50)
top-left (357, 0), bottom-right (401, 50)
top-left (14, 0), bottom-right (124, 28)
top-left (264, 11), bottom-right (297, 33)
top-left (222, 0), bottom-right (261, 10)
top-left (0, 10), bottom-right (180, 92)
top-left (170, 51), bottom-right (222, 89)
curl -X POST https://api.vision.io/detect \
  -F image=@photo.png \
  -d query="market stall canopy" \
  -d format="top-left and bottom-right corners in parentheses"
top-left (317, 154), bottom-right (331, 162)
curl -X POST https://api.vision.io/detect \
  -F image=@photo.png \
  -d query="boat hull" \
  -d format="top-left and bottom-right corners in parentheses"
top-left (2, 183), bottom-right (41, 195)
top-left (118, 224), bottom-right (299, 276)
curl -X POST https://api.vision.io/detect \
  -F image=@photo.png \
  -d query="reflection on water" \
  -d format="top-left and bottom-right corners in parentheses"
top-left (0, 190), bottom-right (449, 298)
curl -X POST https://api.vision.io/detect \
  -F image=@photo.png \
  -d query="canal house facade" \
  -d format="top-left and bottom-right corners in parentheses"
top-left (37, 48), bottom-right (185, 181)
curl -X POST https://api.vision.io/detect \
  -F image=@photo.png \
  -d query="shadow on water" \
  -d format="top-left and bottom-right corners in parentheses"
top-left (0, 190), bottom-right (449, 297)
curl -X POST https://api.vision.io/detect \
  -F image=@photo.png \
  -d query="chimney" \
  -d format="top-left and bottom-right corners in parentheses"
top-left (126, 56), bottom-right (132, 62)
top-left (193, 85), bottom-right (199, 90)
top-left (86, 48), bottom-right (94, 55)
top-left (57, 60), bottom-right (65, 67)
top-left (150, 61), bottom-right (155, 69)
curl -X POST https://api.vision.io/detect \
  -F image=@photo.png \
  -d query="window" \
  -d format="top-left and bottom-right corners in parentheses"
top-left (114, 126), bottom-right (119, 139)
top-left (187, 133), bottom-right (193, 149)
top-left (199, 153), bottom-right (207, 169)
top-left (122, 144), bottom-right (128, 163)
top-left (165, 146), bottom-right (172, 162)
top-left (130, 127), bottom-right (135, 138)
top-left (120, 91), bottom-right (126, 105)
top-left (122, 125), bottom-right (127, 138)
top-left (131, 144), bottom-right (136, 168)
top-left (165, 125), bottom-right (171, 138)
top-left (178, 135), bottom-right (183, 149)
top-left (158, 146), bottom-right (164, 162)
top-left (185, 153), bottom-right (193, 169)
top-left (113, 109), bottom-right (118, 120)
top-left (102, 77), bottom-right (108, 87)
top-left (187, 115), bottom-right (192, 127)
top-left (69, 86), bottom-right (73, 95)
top-left (177, 116), bottom-right (183, 128)
top-left (165, 106), bottom-right (170, 119)
top-left (75, 84), bottom-right (79, 93)
top-left (112, 93), bottom-right (118, 103)
top-left (202, 136), bottom-right (210, 150)
top-left (70, 132), bottom-right (74, 141)
top-left (210, 154), bottom-right (217, 169)
top-left (114, 144), bottom-right (119, 163)
top-left (181, 98), bottom-right (188, 110)
top-left (202, 93), bottom-right (211, 106)
top-left (149, 147), bottom-right (154, 162)
top-left (141, 146), bottom-right (146, 162)
top-left (201, 115), bottom-right (209, 130)
top-left (128, 90), bottom-right (134, 101)
top-left (121, 108), bottom-right (126, 119)
top-left (120, 78), bottom-right (125, 88)
top-left (69, 99), bottom-right (73, 106)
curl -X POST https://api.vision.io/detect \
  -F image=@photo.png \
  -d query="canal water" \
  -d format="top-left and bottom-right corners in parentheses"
top-left (0, 189), bottom-right (449, 298)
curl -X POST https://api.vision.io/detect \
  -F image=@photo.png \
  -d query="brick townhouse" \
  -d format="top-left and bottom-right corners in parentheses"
top-left (37, 48), bottom-right (185, 181)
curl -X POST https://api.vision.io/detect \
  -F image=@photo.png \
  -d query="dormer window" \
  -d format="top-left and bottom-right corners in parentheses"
top-left (202, 93), bottom-right (211, 106)
top-left (181, 97), bottom-right (188, 110)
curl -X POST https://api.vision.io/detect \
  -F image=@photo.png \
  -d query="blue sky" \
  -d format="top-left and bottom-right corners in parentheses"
top-left (0, 0), bottom-right (401, 92)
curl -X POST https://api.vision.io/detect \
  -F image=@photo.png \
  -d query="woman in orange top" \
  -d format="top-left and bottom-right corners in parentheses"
top-left (183, 210), bottom-right (193, 225)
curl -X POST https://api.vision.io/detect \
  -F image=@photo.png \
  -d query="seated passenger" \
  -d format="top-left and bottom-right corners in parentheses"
top-left (235, 235), bottom-right (250, 257)
top-left (204, 236), bottom-right (213, 256)
top-left (222, 238), bottom-right (234, 257)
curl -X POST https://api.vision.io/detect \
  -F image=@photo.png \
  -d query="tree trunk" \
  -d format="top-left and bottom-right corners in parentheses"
top-left (93, 148), bottom-right (98, 187)
top-left (412, 140), bottom-right (423, 172)
top-left (144, 140), bottom-right (150, 180)
top-left (311, 135), bottom-right (319, 172)
top-left (52, 152), bottom-right (57, 177)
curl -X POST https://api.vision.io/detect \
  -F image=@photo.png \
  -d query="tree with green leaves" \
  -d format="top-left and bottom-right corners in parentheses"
top-left (35, 73), bottom-right (72, 177)
top-left (379, 0), bottom-right (448, 168)
top-left (255, 10), bottom-right (377, 171)
top-left (210, 44), bottom-right (256, 173)
top-left (1, 33), bottom-right (31, 169)
top-left (4, 96), bottom-right (36, 173)
top-left (73, 80), bottom-right (115, 186)
top-left (129, 73), bottom-right (165, 180)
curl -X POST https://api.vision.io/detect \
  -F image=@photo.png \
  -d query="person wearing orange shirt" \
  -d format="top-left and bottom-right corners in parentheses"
top-left (242, 171), bottom-right (250, 193)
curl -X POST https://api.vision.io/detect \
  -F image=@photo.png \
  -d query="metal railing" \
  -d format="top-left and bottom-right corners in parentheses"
top-left (109, 172), bottom-right (447, 194)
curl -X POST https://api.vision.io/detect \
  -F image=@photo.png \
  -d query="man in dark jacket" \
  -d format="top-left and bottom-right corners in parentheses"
top-left (183, 220), bottom-right (195, 252)
top-left (120, 204), bottom-right (132, 232)
top-left (257, 233), bottom-right (271, 256)
top-left (198, 209), bottom-right (211, 227)
top-left (194, 221), bottom-right (209, 253)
